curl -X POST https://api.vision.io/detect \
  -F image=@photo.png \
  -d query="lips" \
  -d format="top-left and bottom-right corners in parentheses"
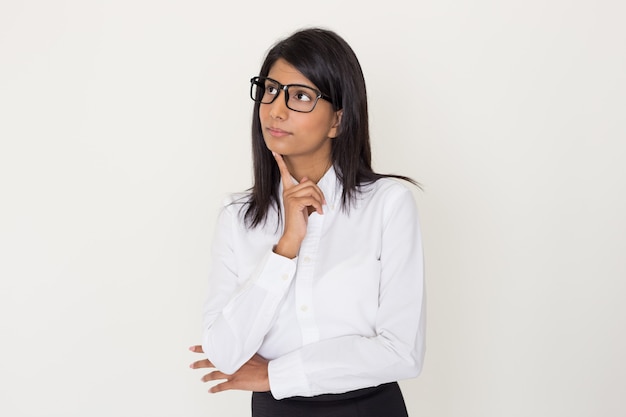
top-left (267, 127), bottom-right (291, 137)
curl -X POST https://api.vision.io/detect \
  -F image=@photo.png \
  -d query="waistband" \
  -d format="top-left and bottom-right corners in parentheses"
top-left (258, 381), bottom-right (399, 403)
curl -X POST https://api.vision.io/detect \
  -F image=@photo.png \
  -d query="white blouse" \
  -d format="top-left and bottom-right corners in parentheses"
top-left (202, 167), bottom-right (426, 400)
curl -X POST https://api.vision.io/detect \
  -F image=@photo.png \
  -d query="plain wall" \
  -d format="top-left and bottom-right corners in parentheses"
top-left (1, 1), bottom-right (624, 416)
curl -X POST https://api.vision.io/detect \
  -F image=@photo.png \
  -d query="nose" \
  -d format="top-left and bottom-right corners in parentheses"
top-left (268, 88), bottom-right (289, 119)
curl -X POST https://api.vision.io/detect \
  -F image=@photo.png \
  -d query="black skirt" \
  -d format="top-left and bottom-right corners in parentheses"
top-left (251, 382), bottom-right (409, 417)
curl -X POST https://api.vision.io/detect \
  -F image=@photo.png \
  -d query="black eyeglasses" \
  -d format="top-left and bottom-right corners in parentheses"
top-left (250, 76), bottom-right (332, 113)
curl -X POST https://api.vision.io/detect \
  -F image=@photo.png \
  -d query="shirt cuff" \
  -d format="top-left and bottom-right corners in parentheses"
top-left (254, 250), bottom-right (297, 292)
top-left (268, 351), bottom-right (310, 399)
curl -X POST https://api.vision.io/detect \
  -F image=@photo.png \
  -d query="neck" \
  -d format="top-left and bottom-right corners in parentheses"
top-left (283, 155), bottom-right (332, 184)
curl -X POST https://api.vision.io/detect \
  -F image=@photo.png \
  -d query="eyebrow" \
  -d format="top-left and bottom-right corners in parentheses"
top-left (265, 76), bottom-right (319, 90)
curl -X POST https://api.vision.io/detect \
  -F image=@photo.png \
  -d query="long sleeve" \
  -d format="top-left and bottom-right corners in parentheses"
top-left (201, 202), bottom-right (297, 375)
top-left (267, 185), bottom-right (426, 399)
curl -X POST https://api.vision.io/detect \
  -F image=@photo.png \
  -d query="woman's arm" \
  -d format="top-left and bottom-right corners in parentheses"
top-left (201, 202), bottom-right (297, 375)
top-left (203, 152), bottom-right (327, 374)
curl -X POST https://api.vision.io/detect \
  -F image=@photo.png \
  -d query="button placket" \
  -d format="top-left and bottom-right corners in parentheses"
top-left (294, 212), bottom-right (324, 344)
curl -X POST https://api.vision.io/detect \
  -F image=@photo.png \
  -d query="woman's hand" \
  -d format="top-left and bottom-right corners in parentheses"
top-left (189, 345), bottom-right (270, 393)
top-left (272, 152), bottom-right (325, 259)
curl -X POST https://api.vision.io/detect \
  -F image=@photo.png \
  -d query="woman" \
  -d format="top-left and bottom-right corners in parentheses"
top-left (190, 27), bottom-right (425, 417)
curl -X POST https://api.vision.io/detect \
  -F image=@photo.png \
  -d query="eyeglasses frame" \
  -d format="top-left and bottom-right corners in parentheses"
top-left (250, 76), bottom-right (333, 113)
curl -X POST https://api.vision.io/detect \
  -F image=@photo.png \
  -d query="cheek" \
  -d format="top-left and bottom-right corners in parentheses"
top-left (303, 115), bottom-right (332, 136)
top-left (258, 107), bottom-right (269, 126)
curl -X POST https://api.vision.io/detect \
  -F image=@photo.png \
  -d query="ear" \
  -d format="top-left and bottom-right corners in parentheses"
top-left (328, 109), bottom-right (343, 139)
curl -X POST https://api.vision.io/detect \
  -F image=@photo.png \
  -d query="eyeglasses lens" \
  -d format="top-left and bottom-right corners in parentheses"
top-left (250, 78), bottom-right (319, 113)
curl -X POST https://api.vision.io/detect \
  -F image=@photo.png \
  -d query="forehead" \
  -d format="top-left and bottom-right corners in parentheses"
top-left (267, 59), bottom-right (318, 88)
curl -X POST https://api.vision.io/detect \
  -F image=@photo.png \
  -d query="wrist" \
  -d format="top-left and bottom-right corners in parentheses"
top-left (274, 237), bottom-right (300, 259)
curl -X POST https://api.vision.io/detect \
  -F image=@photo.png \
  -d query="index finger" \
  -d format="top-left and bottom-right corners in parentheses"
top-left (272, 151), bottom-right (296, 190)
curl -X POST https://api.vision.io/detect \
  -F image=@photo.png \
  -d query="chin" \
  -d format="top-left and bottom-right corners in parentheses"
top-left (263, 138), bottom-right (291, 155)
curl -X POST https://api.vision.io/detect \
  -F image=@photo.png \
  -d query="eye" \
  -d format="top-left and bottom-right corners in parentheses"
top-left (265, 83), bottom-right (279, 96)
top-left (291, 89), bottom-right (313, 102)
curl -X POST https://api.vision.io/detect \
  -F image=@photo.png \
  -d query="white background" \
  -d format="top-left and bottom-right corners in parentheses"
top-left (1, 1), bottom-right (624, 416)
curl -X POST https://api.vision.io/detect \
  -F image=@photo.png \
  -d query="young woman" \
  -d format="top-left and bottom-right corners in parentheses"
top-left (190, 27), bottom-right (426, 417)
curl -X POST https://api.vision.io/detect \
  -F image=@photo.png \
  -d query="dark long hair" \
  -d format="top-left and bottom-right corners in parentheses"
top-left (244, 27), bottom-right (418, 228)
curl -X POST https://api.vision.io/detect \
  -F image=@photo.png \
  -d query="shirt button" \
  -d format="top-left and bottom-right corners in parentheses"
top-left (303, 256), bottom-right (312, 263)
top-left (281, 274), bottom-right (289, 281)
top-left (300, 305), bottom-right (309, 312)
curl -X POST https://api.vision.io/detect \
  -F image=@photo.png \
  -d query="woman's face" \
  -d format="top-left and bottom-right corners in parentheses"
top-left (259, 59), bottom-right (341, 166)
